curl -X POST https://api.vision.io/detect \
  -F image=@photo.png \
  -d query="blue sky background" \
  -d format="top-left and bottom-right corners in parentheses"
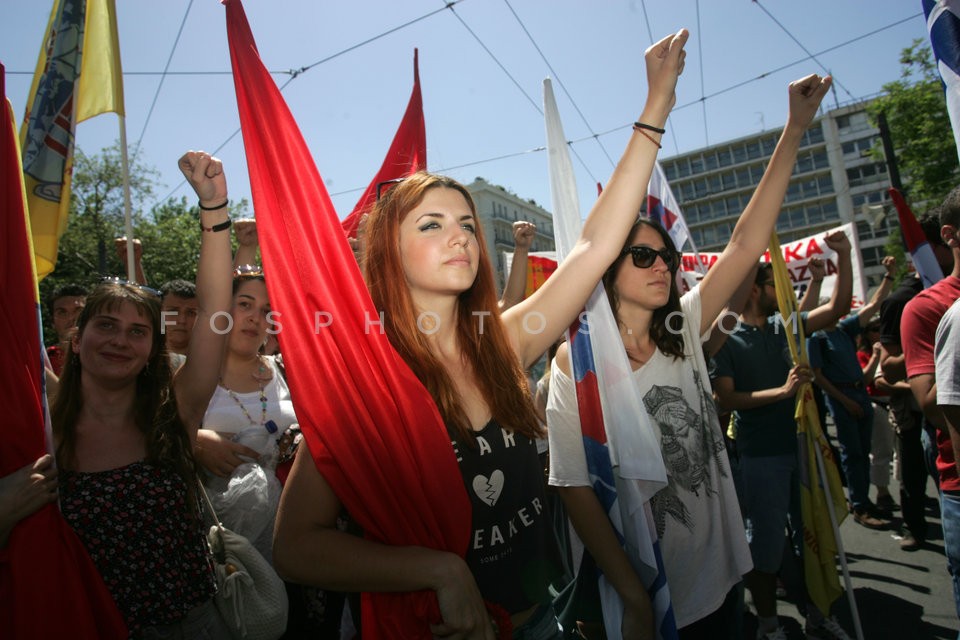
top-left (1, 0), bottom-right (928, 221)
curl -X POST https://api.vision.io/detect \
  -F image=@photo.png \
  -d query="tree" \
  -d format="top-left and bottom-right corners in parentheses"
top-left (70, 141), bottom-right (159, 274)
top-left (882, 227), bottom-right (910, 286)
top-left (38, 143), bottom-right (249, 345)
top-left (868, 40), bottom-right (960, 208)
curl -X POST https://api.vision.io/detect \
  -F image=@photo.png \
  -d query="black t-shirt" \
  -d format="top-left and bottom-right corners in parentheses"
top-left (879, 276), bottom-right (923, 347)
top-left (451, 420), bottom-right (562, 614)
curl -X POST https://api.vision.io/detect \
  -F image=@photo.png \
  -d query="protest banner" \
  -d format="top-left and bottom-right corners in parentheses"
top-left (505, 221), bottom-right (867, 309)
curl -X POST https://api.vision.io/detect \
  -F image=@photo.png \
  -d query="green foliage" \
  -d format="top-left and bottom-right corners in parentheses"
top-left (868, 40), bottom-right (960, 207)
top-left (38, 143), bottom-right (250, 344)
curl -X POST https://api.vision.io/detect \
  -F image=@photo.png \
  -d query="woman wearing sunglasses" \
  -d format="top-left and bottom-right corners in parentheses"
top-left (52, 151), bottom-right (235, 637)
top-left (546, 74), bottom-right (832, 639)
top-left (274, 31), bottom-right (687, 640)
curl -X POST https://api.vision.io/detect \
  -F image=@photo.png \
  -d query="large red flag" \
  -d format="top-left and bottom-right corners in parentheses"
top-left (223, 2), bottom-right (470, 636)
top-left (340, 49), bottom-right (426, 238)
top-left (0, 63), bottom-right (126, 639)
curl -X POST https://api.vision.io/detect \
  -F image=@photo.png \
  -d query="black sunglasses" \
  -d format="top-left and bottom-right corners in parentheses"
top-left (621, 246), bottom-right (680, 271)
top-left (99, 276), bottom-right (161, 298)
top-left (375, 178), bottom-right (405, 201)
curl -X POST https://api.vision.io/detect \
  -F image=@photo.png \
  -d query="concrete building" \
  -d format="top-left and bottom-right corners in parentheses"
top-left (465, 177), bottom-right (556, 289)
top-left (660, 99), bottom-right (894, 287)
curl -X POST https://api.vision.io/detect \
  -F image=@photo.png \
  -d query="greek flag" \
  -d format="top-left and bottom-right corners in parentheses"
top-left (923, 0), bottom-right (960, 162)
top-left (544, 78), bottom-right (677, 640)
top-left (647, 162), bottom-right (694, 254)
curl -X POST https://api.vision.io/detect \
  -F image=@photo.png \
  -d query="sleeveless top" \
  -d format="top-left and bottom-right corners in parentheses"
top-left (451, 419), bottom-right (562, 615)
top-left (59, 461), bottom-right (216, 635)
top-left (202, 355), bottom-right (297, 457)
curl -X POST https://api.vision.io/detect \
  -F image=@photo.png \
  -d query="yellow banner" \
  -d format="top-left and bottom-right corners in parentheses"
top-left (769, 232), bottom-right (848, 617)
top-left (20, 0), bottom-right (124, 279)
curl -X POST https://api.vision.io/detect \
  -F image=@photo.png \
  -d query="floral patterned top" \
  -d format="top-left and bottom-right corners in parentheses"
top-left (59, 461), bottom-right (216, 635)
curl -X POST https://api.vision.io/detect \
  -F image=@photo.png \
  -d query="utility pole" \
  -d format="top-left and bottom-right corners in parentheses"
top-left (877, 110), bottom-right (903, 192)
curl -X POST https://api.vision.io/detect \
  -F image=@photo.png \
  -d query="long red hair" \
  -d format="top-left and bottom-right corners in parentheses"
top-left (363, 171), bottom-right (542, 443)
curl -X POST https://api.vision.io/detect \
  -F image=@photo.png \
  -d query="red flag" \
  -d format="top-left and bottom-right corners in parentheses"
top-left (1, 63), bottom-right (126, 639)
top-left (223, 2), bottom-right (470, 636)
top-left (340, 49), bottom-right (426, 238)
top-left (889, 187), bottom-right (944, 288)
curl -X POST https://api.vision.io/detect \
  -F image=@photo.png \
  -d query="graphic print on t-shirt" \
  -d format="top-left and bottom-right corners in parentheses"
top-left (452, 421), bottom-right (561, 613)
top-left (643, 368), bottom-right (728, 538)
top-left (472, 469), bottom-right (505, 507)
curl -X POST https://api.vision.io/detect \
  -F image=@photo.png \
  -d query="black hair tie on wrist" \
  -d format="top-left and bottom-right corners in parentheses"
top-left (198, 199), bottom-right (229, 211)
top-left (633, 121), bottom-right (666, 134)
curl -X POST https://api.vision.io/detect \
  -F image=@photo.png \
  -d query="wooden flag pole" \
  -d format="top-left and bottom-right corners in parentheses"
top-left (118, 113), bottom-right (135, 282)
top-left (812, 430), bottom-right (864, 640)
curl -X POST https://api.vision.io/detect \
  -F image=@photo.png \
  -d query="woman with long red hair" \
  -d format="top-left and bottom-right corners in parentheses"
top-left (274, 30), bottom-right (688, 639)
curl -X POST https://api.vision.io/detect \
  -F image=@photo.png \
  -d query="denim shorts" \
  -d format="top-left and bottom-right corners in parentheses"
top-left (739, 453), bottom-right (799, 574)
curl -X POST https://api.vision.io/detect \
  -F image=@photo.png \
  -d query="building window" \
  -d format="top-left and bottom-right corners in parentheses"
top-left (806, 125), bottom-right (825, 144)
top-left (785, 182), bottom-right (801, 203)
top-left (735, 167), bottom-right (751, 188)
top-left (708, 175), bottom-right (722, 195)
top-left (861, 246), bottom-right (883, 268)
top-left (817, 175), bottom-right (834, 194)
top-left (789, 208), bottom-right (806, 228)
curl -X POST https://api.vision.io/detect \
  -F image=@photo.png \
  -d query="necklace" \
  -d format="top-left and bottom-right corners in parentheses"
top-left (220, 356), bottom-right (269, 430)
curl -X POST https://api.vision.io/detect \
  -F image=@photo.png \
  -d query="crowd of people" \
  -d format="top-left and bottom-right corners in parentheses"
top-left (3, 25), bottom-right (960, 640)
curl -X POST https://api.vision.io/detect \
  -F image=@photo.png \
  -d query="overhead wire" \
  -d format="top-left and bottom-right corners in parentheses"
top-left (571, 13), bottom-right (922, 143)
top-left (162, 1), bottom-right (466, 201)
top-left (441, 2), bottom-right (601, 185)
top-left (695, 0), bottom-right (708, 146)
top-left (289, 0), bottom-right (465, 78)
top-left (132, 0), bottom-right (194, 164)
top-left (139, 6), bottom-right (919, 202)
top-left (502, 0), bottom-right (616, 172)
top-left (640, 0), bottom-right (681, 156)
top-left (753, 0), bottom-right (858, 102)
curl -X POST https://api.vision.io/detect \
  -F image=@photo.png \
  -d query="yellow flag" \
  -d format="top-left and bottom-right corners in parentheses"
top-left (78, 0), bottom-right (125, 121)
top-left (769, 233), bottom-right (849, 617)
top-left (19, 0), bottom-right (124, 280)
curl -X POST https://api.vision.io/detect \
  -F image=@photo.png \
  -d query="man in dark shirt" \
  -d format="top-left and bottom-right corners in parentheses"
top-left (878, 208), bottom-right (954, 551)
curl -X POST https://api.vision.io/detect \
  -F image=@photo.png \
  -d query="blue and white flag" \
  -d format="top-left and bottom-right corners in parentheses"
top-left (923, 0), bottom-right (960, 162)
top-left (543, 78), bottom-right (676, 640)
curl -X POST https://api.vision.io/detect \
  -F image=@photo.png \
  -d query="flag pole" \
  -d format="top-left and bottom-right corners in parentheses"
top-left (811, 429), bottom-right (864, 640)
top-left (117, 113), bottom-right (135, 281)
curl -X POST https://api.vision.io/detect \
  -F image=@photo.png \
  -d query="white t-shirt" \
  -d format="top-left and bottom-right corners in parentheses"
top-left (936, 298), bottom-right (960, 407)
top-left (202, 355), bottom-right (298, 456)
top-left (546, 286), bottom-right (751, 628)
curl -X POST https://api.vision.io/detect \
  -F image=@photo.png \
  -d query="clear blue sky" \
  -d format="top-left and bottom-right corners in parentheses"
top-left (1, 0), bottom-right (927, 221)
